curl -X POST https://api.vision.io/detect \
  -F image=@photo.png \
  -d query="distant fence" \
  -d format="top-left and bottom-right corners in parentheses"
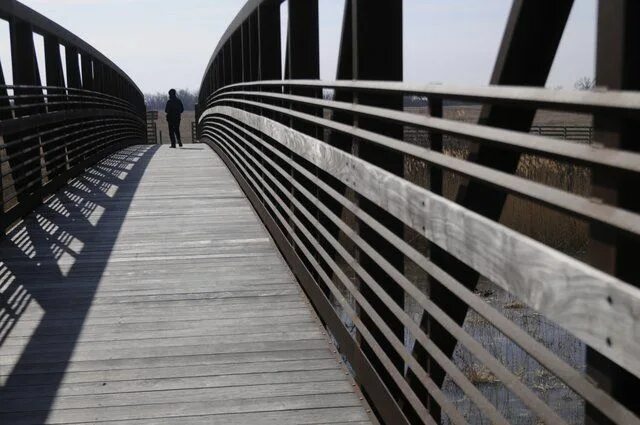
top-left (197, 1), bottom-right (640, 424)
top-left (530, 125), bottom-right (593, 143)
top-left (0, 0), bottom-right (145, 231)
top-left (146, 110), bottom-right (158, 144)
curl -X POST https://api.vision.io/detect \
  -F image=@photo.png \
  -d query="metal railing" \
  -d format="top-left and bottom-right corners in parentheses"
top-left (197, 1), bottom-right (640, 424)
top-left (0, 0), bottom-right (145, 231)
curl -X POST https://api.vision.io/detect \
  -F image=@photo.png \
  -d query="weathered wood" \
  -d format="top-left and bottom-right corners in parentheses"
top-left (2, 393), bottom-right (364, 424)
top-left (213, 129), bottom-right (511, 424)
top-left (211, 115), bottom-right (640, 425)
top-left (84, 407), bottom-right (370, 425)
top-left (213, 120), bottom-right (579, 424)
top-left (0, 145), bottom-right (372, 424)
top-left (203, 105), bottom-right (640, 379)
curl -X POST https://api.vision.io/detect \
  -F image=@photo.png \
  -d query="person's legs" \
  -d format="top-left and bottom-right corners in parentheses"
top-left (175, 120), bottom-right (182, 147)
top-left (168, 121), bottom-right (177, 148)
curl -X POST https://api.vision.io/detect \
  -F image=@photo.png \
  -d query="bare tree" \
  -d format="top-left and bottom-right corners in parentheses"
top-left (574, 77), bottom-right (596, 90)
top-left (145, 89), bottom-right (199, 111)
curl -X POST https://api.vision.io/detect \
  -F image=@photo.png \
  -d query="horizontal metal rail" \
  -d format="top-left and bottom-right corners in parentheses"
top-left (0, 0), bottom-right (145, 231)
top-left (207, 79), bottom-right (640, 116)
top-left (198, 0), bottom-right (640, 424)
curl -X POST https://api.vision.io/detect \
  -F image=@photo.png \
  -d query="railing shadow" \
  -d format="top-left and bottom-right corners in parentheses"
top-left (0, 144), bottom-right (157, 423)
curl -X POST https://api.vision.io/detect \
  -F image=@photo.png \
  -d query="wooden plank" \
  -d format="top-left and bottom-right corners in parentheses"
top-left (0, 145), bottom-right (371, 424)
top-left (1, 349), bottom-right (335, 379)
top-left (81, 407), bottom-right (370, 425)
top-left (204, 105), bottom-right (640, 379)
top-left (1, 358), bottom-right (339, 387)
top-left (1, 374), bottom-right (351, 404)
top-left (0, 393), bottom-right (363, 424)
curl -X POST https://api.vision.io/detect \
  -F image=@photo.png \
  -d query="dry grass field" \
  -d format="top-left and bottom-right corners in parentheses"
top-left (404, 105), bottom-right (592, 257)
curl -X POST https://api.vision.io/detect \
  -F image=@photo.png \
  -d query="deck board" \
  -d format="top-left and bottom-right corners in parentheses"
top-left (0, 145), bottom-right (372, 424)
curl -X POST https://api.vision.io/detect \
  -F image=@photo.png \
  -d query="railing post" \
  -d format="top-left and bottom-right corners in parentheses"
top-left (286, 0), bottom-right (320, 277)
top-left (0, 58), bottom-right (9, 118)
top-left (254, 0), bottom-right (282, 214)
top-left (93, 61), bottom-right (103, 94)
top-left (408, 3), bottom-right (573, 421)
top-left (258, 0), bottom-right (281, 122)
top-left (241, 22), bottom-right (251, 84)
top-left (587, 1), bottom-right (640, 423)
top-left (10, 18), bottom-right (42, 116)
top-left (44, 35), bottom-right (64, 107)
top-left (248, 12), bottom-right (260, 83)
top-left (0, 59), bottom-right (8, 221)
top-left (231, 30), bottom-right (243, 84)
top-left (65, 46), bottom-right (81, 89)
top-left (257, 0), bottom-right (281, 82)
top-left (9, 18), bottom-right (43, 200)
top-left (347, 0), bottom-right (406, 411)
top-left (223, 43), bottom-right (231, 88)
top-left (407, 96), bottom-right (443, 419)
top-left (43, 35), bottom-right (66, 178)
top-left (81, 54), bottom-right (93, 91)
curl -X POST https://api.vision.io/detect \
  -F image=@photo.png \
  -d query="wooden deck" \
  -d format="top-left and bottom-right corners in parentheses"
top-left (0, 145), bottom-right (372, 424)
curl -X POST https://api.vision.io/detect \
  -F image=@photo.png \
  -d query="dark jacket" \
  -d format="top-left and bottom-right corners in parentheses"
top-left (165, 97), bottom-right (184, 123)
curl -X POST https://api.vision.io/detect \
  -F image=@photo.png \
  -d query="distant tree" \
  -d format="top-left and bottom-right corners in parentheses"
top-left (574, 77), bottom-right (596, 91)
top-left (404, 95), bottom-right (428, 107)
top-left (145, 89), bottom-right (199, 111)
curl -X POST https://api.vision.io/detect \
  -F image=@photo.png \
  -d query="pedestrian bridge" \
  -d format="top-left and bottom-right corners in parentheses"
top-left (2, 1), bottom-right (640, 424)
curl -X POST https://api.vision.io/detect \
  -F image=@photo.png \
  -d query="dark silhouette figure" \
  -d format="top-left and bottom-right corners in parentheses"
top-left (165, 88), bottom-right (184, 148)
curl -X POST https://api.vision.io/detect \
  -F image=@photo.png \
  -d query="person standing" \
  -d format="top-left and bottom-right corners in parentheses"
top-left (165, 89), bottom-right (184, 148)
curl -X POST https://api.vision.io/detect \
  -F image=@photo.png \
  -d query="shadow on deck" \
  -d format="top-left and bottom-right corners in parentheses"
top-left (0, 145), bottom-right (158, 423)
top-left (0, 144), bottom-right (370, 424)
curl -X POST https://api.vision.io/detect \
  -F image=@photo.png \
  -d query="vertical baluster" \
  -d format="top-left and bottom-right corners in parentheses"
top-left (231, 30), bottom-right (243, 85)
top-left (249, 12), bottom-right (260, 83)
top-left (411, 2), bottom-right (573, 422)
top-left (65, 46), bottom-right (81, 90)
top-left (80, 54), bottom-right (95, 162)
top-left (241, 22), bottom-right (250, 84)
top-left (223, 43), bottom-right (232, 88)
top-left (587, 1), bottom-right (640, 423)
top-left (406, 95), bottom-right (443, 420)
top-left (9, 18), bottom-right (43, 203)
top-left (347, 0), bottom-right (406, 415)
top-left (258, 0), bottom-right (282, 121)
top-left (0, 57), bottom-right (9, 222)
top-left (93, 61), bottom-right (104, 96)
top-left (285, 0), bottom-right (320, 276)
top-left (64, 46), bottom-right (81, 169)
top-left (81, 54), bottom-right (93, 92)
top-left (43, 34), bottom-right (65, 179)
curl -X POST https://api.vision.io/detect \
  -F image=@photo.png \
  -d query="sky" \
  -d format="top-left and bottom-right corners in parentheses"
top-left (1, 0), bottom-right (596, 94)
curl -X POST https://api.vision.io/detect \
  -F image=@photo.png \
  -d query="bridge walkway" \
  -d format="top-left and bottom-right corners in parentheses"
top-left (0, 145), bottom-right (372, 424)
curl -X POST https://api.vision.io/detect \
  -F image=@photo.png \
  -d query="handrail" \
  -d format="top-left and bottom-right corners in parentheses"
top-left (198, 1), bottom-right (640, 424)
top-left (207, 80), bottom-right (640, 116)
top-left (0, 1), bottom-right (146, 231)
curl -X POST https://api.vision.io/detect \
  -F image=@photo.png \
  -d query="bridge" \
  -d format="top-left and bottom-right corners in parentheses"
top-left (1, 1), bottom-right (640, 424)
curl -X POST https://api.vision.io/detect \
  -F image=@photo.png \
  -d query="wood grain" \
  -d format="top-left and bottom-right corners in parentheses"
top-left (0, 144), bottom-right (372, 424)
top-left (202, 105), bottom-right (640, 380)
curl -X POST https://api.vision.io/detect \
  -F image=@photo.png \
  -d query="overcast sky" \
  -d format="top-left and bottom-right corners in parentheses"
top-left (3, 0), bottom-right (596, 94)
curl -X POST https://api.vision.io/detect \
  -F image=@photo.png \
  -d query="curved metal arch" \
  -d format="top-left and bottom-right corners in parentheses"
top-left (0, 0), bottom-right (142, 98)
